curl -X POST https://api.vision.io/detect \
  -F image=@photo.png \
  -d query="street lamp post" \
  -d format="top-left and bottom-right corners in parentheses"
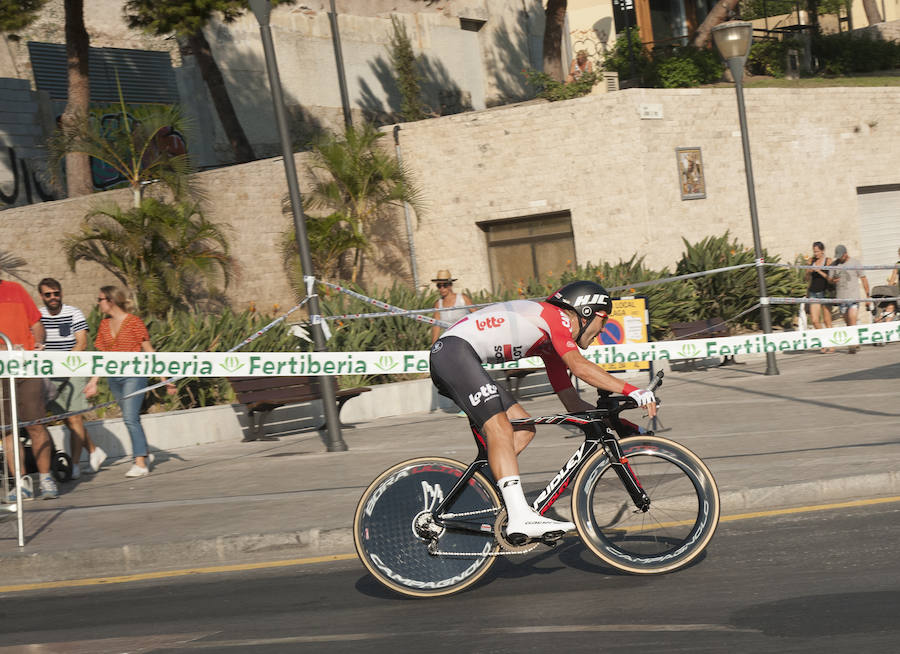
top-left (249, 0), bottom-right (348, 450)
top-left (712, 21), bottom-right (779, 376)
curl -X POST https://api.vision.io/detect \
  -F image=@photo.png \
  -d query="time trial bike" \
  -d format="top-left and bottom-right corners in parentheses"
top-left (353, 371), bottom-right (720, 598)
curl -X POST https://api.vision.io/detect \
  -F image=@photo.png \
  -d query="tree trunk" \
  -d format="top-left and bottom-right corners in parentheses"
top-left (861, 0), bottom-right (883, 25)
top-left (542, 0), bottom-right (567, 82)
top-left (185, 31), bottom-right (256, 164)
top-left (62, 0), bottom-right (93, 197)
top-left (693, 0), bottom-right (741, 48)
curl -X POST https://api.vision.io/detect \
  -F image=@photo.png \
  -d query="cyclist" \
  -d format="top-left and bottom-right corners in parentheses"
top-left (430, 280), bottom-right (657, 543)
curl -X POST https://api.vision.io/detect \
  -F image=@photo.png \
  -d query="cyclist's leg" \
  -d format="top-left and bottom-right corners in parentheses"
top-left (430, 339), bottom-right (569, 540)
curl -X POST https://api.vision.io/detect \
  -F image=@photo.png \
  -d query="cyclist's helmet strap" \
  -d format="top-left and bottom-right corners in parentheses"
top-left (546, 280), bottom-right (612, 342)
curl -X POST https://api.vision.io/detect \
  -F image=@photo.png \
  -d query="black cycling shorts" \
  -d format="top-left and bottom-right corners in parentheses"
top-left (430, 336), bottom-right (518, 429)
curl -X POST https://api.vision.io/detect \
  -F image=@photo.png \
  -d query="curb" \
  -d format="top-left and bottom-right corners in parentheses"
top-left (1, 472), bottom-right (898, 588)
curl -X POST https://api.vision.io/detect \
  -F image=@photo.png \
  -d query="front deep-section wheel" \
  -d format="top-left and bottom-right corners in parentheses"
top-left (354, 457), bottom-right (501, 598)
top-left (571, 436), bottom-right (719, 574)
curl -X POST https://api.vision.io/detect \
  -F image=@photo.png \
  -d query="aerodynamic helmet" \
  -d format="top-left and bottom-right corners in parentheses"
top-left (546, 280), bottom-right (613, 343)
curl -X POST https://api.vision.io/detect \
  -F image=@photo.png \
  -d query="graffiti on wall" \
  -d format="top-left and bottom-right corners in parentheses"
top-left (0, 146), bottom-right (55, 208)
top-left (91, 112), bottom-right (188, 191)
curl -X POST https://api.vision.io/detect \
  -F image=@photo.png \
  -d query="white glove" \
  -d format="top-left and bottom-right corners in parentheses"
top-left (628, 388), bottom-right (656, 407)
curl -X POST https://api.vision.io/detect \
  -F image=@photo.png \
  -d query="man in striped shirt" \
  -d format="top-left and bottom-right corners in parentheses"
top-left (38, 279), bottom-right (106, 478)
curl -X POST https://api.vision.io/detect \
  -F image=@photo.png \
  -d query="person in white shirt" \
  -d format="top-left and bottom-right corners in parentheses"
top-left (38, 278), bottom-right (106, 478)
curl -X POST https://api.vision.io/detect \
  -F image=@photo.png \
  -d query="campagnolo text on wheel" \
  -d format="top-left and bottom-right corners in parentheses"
top-left (354, 281), bottom-right (721, 597)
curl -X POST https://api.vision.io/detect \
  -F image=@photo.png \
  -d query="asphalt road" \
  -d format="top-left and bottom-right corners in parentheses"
top-left (1, 499), bottom-right (898, 654)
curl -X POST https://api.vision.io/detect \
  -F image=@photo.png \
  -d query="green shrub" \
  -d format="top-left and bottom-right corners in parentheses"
top-left (648, 46), bottom-right (724, 88)
top-left (675, 232), bottom-right (806, 331)
top-left (85, 306), bottom-right (300, 413)
top-left (522, 68), bottom-right (600, 101)
top-left (749, 39), bottom-right (789, 77)
top-left (813, 32), bottom-right (900, 75)
top-left (603, 27), bottom-right (652, 83)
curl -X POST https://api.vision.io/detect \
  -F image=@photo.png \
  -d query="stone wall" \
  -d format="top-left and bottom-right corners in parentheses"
top-left (396, 86), bottom-right (900, 295)
top-left (1, 86), bottom-right (898, 315)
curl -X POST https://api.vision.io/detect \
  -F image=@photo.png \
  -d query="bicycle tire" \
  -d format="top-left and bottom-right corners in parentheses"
top-left (354, 457), bottom-right (501, 598)
top-left (571, 436), bottom-right (720, 574)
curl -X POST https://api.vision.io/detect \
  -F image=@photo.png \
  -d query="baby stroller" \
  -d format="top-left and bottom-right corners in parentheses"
top-left (0, 428), bottom-right (73, 487)
top-left (871, 285), bottom-right (899, 323)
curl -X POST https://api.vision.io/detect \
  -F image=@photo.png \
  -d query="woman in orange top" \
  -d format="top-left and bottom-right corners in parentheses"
top-left (84, 286), bottom-right (174, 478)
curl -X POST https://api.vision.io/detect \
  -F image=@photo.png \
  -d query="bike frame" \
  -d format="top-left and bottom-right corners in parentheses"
top-left (432, 399), bottom-right (651, 535)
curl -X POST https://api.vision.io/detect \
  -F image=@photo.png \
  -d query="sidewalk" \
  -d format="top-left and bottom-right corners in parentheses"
top-left (1, 345), bottom-right (899, 587)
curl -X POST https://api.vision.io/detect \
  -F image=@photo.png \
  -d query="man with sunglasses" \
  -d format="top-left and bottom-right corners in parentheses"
top-left (0, 272), bottom-right (57, 500)
top-left (38, 278), bottom-right (106, 479)
top-left (429, 280), bottom-right (657, 544)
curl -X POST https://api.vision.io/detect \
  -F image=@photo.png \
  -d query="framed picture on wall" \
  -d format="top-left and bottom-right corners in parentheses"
top-left (676, 147), bottom-right (706, 200)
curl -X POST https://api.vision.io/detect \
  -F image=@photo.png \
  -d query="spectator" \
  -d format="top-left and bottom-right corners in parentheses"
top-left (888, 246), bottom-right (899, 288)
top-left (83, 286), bottom-right (175, 477)
top-left (430, 270), bottom-right (475, 345)
top-left (566, 49), bottom-right (594, 83)
top-left (829, 245), bottom-right (870, 354)
top-left (38, 278), bottom-right (106, 478)
top-left (0, 274), bottom-right (58, 500)
top-left (805, 241), bottom-right (834, 352)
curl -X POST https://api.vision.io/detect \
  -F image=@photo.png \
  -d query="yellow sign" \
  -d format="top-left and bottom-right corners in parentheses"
top-left (593, 296), bottom-right (650, 372)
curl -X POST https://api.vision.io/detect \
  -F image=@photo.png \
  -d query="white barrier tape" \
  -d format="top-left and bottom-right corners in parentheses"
top-left (2, 323), bottom-right (897, 379)
top-left (320, 280), bottom-right (450, 327)
top-left (771, 296), bottom-right (900, 305)
top-left (770, 263), bottom-right (900, 271)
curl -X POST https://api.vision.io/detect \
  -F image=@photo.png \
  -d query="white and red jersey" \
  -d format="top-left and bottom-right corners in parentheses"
top-left (439, 300), bottom-right (579, 392)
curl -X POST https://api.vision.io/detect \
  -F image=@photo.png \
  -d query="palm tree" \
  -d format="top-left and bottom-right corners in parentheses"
top-left (303, 122), bottom-right (424, 283)
top-left (48, 91), bottom-right (195, 208)
top-left (63, 198), bottom-right (234, 316)
top-left (0, 250), bottom-right (29, 285)
top-left (280, 212), bottom-right (368, 297)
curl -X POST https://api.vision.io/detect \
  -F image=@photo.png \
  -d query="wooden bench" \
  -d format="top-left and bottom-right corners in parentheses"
top-left (669, 317), bottom-right (735, 366)
top-left (230, 376), bottom-right (372, 441)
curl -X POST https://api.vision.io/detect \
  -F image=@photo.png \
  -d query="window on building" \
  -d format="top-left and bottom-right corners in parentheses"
top-left (479, 212), bottom-right (576, 292)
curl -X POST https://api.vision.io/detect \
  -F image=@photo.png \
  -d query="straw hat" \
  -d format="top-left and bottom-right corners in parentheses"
top-left (431, 269), bottom-right (457, 282)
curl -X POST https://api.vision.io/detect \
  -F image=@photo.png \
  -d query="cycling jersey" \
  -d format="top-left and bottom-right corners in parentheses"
top-left (439, 300), bottom-right (579, 392)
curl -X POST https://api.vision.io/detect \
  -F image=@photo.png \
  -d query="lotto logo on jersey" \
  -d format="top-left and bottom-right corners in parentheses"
top-left (475, 316), bottom-right (505, 331)
top-left (468, 383), bottom-right (498, 406)
top-left (573, 293), bottom-right (609, 307)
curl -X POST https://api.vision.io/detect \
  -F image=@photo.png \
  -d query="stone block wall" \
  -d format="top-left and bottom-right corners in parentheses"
top-left (2, 86), bottom-right (899, 316)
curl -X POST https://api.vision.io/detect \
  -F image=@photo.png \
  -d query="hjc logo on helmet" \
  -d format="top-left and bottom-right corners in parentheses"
top-left (572, 293), bottom-right (609, 308)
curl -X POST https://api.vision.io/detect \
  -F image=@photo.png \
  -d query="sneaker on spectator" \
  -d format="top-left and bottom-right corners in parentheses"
top-left (40, 476), bottom-right (59, 500)
top-left (147, 453), bottom-right (155, 469)
top-left (71, 463), bottom-right (81, 480)
top-left (7, 476), bottom-right (34, 502)
top-left (89, 446), bottom-right (107, 473)
top-left (125, 464), bottom-right (149, 478)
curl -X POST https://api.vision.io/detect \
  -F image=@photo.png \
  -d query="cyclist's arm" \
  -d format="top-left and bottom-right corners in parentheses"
top-left (563, 350), bottom-right (657, 417)
top-left (557, 386), bottom-right (594, 412)
top-left (562, 349), bottom-right (630, 394)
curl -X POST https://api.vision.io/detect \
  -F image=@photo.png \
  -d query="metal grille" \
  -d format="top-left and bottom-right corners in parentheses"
top-left (27, 41), bottom-right (179, 105)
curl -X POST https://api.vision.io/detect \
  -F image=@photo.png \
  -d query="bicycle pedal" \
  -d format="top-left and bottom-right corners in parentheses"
top-left (506, 532), bottom-right (530, 547)
top-left (540, 530), bottom-right (565, 545)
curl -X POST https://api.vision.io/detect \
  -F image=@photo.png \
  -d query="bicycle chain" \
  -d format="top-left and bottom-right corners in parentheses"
top-left (428, 542), bottom-right (539, 557)
top-left (429, 507), bottom-right (540, 557)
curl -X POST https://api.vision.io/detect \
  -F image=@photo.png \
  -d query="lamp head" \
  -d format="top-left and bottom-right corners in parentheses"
top-left (711, 21), bottom-right (753, 61)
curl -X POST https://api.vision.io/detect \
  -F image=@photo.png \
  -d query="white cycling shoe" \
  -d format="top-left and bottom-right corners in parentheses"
top-left (506, 511), bottom-right (575, 542)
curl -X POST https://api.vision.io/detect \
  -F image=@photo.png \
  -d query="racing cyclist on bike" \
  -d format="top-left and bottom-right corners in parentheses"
top-left (430, 280), bottom-right (657, 543)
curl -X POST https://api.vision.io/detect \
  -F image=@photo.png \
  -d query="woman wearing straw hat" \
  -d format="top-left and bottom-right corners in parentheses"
top-left (430, 270), bottom-right (474, 345)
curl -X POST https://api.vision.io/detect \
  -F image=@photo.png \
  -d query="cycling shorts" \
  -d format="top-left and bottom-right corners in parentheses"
top-left (430, 336), bottom-right (518, 429)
